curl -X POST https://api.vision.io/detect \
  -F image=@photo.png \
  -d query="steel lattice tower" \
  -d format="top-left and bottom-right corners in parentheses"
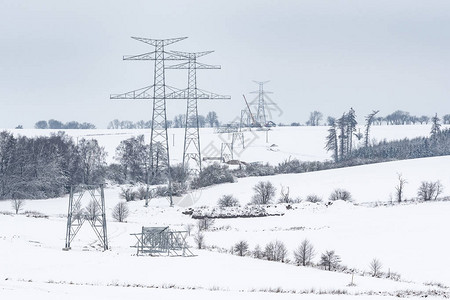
top-left (111, 37), bottom-right (187, 206)
top-left (251, 81), bottom-right (272, 126)
top-left (64, 184), bottom-right (108, 251)
top-left (166, 51), bottom-right (230, 172)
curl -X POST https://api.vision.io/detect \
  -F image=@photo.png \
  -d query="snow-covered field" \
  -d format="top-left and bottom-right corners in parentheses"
top-left (3, 124), bottom-right (446, 164)
top-left (1, 125), bottom-right (450, 299)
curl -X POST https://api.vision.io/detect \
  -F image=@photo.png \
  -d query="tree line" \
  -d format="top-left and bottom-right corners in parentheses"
top-left (34, 119), bottom-right (96, 129)
top-left (286, 110), bottom-right (450, 127)
top-left (107, 111), bottom-right (220, 129)
top-left (0, 131), bottom-right (106, 199)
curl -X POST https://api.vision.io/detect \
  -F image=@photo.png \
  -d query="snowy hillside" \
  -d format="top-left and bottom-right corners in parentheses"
top-left (3, 124), bottom-right (445, 164)
top-left (1, 126), bottom-right (450, 299)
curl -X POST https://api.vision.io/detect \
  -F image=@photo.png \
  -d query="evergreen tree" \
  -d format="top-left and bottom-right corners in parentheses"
top-left (325, 119), bottom-right (339, 162)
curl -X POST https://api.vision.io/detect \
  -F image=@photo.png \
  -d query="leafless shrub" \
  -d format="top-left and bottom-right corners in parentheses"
top-left (24, 211), bottom-right (48, 218)
top-left (194, 231), bottom-right (205, 249)
top-left (294, 239), bottom-right (316, 266)
top-left (120, 187), bottom-right (136, 202)
top-left (136, 186), bottom-right (147, 200)
top-left (278, 185), bottom-right (294, 203)
top-left (112, 202), bottom-right (129, 222)
top-left (11, 199), bottom-right (25, 214)
top-left (417, 181), bottom-right (443, 201)
top-left (329, 189), bottom-right (352, 201)
top-left (234, 240), bottom-right (249, 256)
top-left (217, 194), bottom-right (240, 207)
top-left (306, 194), bottom-right (322, 203)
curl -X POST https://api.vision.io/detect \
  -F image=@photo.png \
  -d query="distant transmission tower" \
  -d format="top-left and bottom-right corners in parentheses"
top-left (111, 37), bottom-right (188, 206)
top-left (166, 51), bottom-right (230, 172)
top-left (251, 81), bottom-right (272, 126)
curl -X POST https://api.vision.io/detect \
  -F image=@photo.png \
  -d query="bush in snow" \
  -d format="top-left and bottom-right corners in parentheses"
top-left (191, 163), bottom-right (234, 189)
top-left (217, 194), bottom-right (240, 207)
top-left (234, 240), bottom-right (249, 256)
top-left (320, 250), bottom-right (341, 271)
top-left (136, 186), bottom-right (147, 200)
top-left (278, 185), bottom-right (299, 203)
top-left (112, 202), bottom-right (129, 222)
top-left (194, 231), bottom-right (205, 249)
top-left (329, 188), bottom-right (352, 202)
top-left (251, 181), bottom-right (276, 205)
top-left (417, 181), bottom-right (443, 201)
top-left (239, 162), bottom-right (276, 177)
top-left (264, 240), bottom-right (288, 262)
top-left (305, 194), bottom-right (322, 203)
top-left (120, 187), bottom-right (136, 202)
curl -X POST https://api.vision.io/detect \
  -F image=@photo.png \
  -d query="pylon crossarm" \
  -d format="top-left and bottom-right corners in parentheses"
top-left (110, 85), bottom-right (154, 99)
top-left (131, 36), bottom-right (188, 46)
top-left (196, 88), bottom-right (231, 100)
top-left (166, 61), bottom-right (220, 70)
top-left (124, 52), bottom-right (156, 60)
top-left (170, 50), bottom-right (214, 59)
top-left (124, 51), bottom-right (187, 61)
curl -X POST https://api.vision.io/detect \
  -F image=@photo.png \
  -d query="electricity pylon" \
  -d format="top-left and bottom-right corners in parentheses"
top-left (111, 37), bottom-right (187, 206)
top-left (250, 81), bottom-right (272, 126)
top-left (166, 51), bottom-right (230, 172)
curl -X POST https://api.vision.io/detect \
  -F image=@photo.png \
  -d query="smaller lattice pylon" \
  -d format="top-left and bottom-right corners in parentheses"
top-left (220, 143), bottom-right (233, 162)
top-left (250, 81), bottom-right (274, 126)
top-left (166, 50), bottom-right (230, 172)
top-left (64, 184), bottom-right (108, 251)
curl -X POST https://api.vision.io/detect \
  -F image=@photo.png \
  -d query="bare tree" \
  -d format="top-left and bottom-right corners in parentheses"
top-left (85, 200), bottom-right (99, 221)
top-left (253, 244), bottom-right (264, 259)
top-left (194, 231), bottom-right (205, 249)
top-left (294, 239), bottom-right (316, 266)
top-left (11, 199), bottom-right (25, 214)
top-left (364, 110), bottom-right (379, 148)
top-left (307, 111), bottom-right (323, 126)
top-left (112, 202), bottom-right (129, 222)
top-left (251, 181), bottom-right (276, 205)
top-left (370, 258), bottom-right (383, 277)
top-left (234, 240), bottom-right (249, 256)
top-left (320, 250), bottom-right (341, 271)
top-left (264, 240), bottom-right (288, 262)
top-left (278, 185), bottom-right (293, 203)
top-left (395, 173), bottom-right (407, 203)
top-left (218, 194), bottom-right (240, 207)
top-left (197, 218), bottom-right (215, 231)
top-left (417, 181), bottom-right (443, 201)
top-left (184, 223), bottom-right (194, 236)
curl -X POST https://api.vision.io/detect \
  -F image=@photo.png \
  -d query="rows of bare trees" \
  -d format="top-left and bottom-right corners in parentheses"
top-left (0, 131), bottom-right (106, 200)
top-left (107, 111), bottom-right (220, 129)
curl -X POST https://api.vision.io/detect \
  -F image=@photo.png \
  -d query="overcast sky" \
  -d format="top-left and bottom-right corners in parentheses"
top-left (1, 0), bottom-right (450, 128)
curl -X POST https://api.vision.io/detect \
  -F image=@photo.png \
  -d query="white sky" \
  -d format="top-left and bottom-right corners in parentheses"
top-left (1, 0), bottom-right (450, 128)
